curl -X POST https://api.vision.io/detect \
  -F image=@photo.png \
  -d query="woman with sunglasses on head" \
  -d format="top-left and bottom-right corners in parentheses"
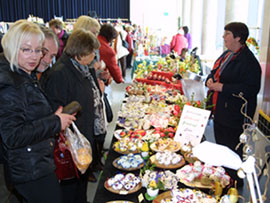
top-left (0, 20), bottom-right (76, 203)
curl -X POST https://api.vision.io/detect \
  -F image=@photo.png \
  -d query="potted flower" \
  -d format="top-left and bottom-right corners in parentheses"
top-left (145, 176), bottom-right (165, 200)
top-left (141, 141), bottom-right (150, 159)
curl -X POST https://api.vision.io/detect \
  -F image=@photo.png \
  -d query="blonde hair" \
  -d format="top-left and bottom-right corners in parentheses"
top-left (73, 15), bottom-right (100, 32)
top-left (1, 20), bottom-right (44, 71)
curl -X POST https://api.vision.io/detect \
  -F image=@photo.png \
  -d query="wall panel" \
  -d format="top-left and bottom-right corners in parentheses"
top-left (0, 0), bottom-right (130, 22)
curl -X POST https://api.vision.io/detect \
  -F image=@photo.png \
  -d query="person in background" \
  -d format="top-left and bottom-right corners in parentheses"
top-left (42, 28), bottom-right (100, 203)
top-left (205, 22), bottom-right (261, 187)
top-left (0, 19), bottom-right (75, 203)
top-left (180, 48), bottom-right (188, 62)
top-left (160, 36), bottom-right (171, 57)
top-left (125, 25), bottom-right (134, 69)
top-left (0, 32), bottom-right (3, 53)
top-left (49, 19), bottom-right (69, 59)
top-left (73, 15), bottom-right (108, 182)
top-left (37, 26), bottom-right (59, 85)
top-left (170, 28), bottom-right (188, 56)
top-left (114, 24), bottom-right (129, 80)
top-left (98, 24), bottom-right (124, 84)
top-left (182, 26), bottom-right (192, 52)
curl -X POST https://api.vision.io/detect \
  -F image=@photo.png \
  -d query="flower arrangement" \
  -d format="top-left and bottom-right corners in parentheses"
top-left (246, 37), bottom-right (259, 55)
top-left (148, 178), bottom-right (164, 190)
top-left (140, 167), bottom-right (165, 200)
top-left (175, 93), bottom-right (212, 112)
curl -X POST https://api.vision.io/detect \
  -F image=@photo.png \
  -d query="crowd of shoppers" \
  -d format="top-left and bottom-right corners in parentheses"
top-left (0, 15), bottom-right (262, 203)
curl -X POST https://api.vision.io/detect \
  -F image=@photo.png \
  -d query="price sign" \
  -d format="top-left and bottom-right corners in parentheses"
top-left (174, 105), bottom-right (210, 147)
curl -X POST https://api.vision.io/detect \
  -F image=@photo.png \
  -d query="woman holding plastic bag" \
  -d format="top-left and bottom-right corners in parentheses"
top-left (42, 28), bottom-right (100, 203)
top-left (0, 20), bottom-right (76, 203)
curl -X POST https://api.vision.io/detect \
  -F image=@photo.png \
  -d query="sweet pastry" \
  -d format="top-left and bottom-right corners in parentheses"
top-left (176, 162), bottom-right (231, 188)
top-left (106, 173), bottom-right (141, 193)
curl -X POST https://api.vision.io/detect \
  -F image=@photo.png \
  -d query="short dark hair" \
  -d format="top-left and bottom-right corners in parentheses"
top-left (224, 22), bottom-right (249, 45)
top-left (99, 24), bottom-right (118, 43)
top-left (64, 28), bottom-right (100, 60)
top-left (182, 26), bottom-right (189, 35)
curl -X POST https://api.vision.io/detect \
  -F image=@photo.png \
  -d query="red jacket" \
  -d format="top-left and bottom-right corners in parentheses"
top-left (170, 34), bottom-right (187, 55)
top-left (98, 35), bottom-right (123, 83)
top-left (125, 33), bottom-right (133, 53)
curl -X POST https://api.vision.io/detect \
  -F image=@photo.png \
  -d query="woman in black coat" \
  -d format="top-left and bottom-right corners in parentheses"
top-left (206, 22), bottom-right (261, 187)
top-left (42, 28), bottom-right (100, 203)
top-left (0, 20), bottom-right (75, 203)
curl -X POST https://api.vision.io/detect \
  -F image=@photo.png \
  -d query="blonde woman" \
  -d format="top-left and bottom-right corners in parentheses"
top-left (0, 20), bottom-right (75, 203)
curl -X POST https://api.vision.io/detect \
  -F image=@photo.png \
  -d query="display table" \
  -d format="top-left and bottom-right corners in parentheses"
top-left (92, 135), bottom-right (148, 203)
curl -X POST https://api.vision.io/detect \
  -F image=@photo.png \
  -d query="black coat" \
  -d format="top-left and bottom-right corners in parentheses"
top-left (207, 46), bottom-right (261, 128)
top-left (0, 54), bottom-right (61, 184)
top-left (41, 52), bottom-right (95, 146)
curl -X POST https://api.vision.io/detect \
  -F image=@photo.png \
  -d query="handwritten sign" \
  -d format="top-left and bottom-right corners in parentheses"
top-left (174, 105), bottom-right (211, 147)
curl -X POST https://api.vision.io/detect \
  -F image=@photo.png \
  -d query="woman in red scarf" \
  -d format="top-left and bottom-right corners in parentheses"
top-left (205, 22), bottom-right (261, 187)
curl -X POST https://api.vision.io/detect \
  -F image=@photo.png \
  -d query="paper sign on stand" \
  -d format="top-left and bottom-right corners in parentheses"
top-left (174, 105), bottom-right (211, 147)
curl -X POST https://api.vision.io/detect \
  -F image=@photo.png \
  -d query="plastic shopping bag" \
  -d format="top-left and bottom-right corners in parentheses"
top-left (65, 122), bottom-right (93, 174)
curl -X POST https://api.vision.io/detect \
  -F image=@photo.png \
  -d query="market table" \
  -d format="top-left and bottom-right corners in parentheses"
top-left (92, 135), bottom-right (150, 203)
top-left (92, 132), bottom-right (206, 203)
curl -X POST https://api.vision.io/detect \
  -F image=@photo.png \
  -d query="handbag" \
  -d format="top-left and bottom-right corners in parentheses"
top-left (54, 132), bottom-right (79, 180)
top-left (119, 32), bottom-right (129, 49)
top-left (104, 93), bottom-right (113, 123)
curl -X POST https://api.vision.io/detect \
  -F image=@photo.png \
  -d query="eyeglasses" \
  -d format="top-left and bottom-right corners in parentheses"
top-left (20, 48), bottom-right (43, 56)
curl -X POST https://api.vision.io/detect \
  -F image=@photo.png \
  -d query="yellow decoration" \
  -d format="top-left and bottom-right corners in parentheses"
top-left (214, 182), bottom-right (223, 198)
top-left (227, 187), bottom-right (239, 203)
top-left (141, 142), bottom-right (149, 152)
top-left (149, 180), bottom-right (157, 189)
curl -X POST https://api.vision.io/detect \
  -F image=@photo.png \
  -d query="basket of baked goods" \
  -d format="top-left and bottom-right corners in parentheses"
top-left (113, 153), bottom-right (145, 171)
top-left (150, 138), bottom-right (181, 153)
top-left (104, 173), bottom-right (142, 195)
top-left (149, 151), bottom-right (185, 170)
top-left (113, 137), bottom-right (144, 154)
top-left (154, 188), bottom-right (217, 203)
top-left (176, 161), bottom-right (231, 189)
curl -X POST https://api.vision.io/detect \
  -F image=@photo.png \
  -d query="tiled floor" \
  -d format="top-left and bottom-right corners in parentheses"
top-left (87, 68), bottom-right (269, 203)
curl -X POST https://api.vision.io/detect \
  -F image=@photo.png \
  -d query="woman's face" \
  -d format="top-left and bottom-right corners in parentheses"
top-left (18, 36), bottom-right (43, 74)
top-left (90, 27), bottom-right (99, 37)
top-left (223, 30), bottom-right (240, 51)
top-left (76, 51), bottom-right (96, 66)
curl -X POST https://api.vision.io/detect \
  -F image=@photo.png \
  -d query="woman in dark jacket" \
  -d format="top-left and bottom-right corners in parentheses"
top-left (206, 22), bottom-right (261, 187)
top-left (42, 28), bottom-right (100, 203)
top-left (0, 20), bottom-right (75, 203)
top-left (73, 15), bottom-right (109, 182)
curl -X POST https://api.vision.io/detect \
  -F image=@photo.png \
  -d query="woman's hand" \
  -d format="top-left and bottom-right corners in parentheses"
top-left (99, 70), bottom-right (110, 81)
top-left (206, 78), bottom-right (214, 87)
top-left (207, 78), bottom-right (223, 92)
top-left (94, 61), bottom-right (102, 71)
top-left (97, 79), bottom-right (105, 93)
top-left (54, 106), bottom-right (76, 131)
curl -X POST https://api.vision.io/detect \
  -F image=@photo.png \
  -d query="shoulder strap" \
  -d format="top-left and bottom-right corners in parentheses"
top-left (119, 32), bottom-right (123, 41)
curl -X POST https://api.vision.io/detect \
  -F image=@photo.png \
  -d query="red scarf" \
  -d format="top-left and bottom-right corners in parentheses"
top-left (211, 45), bottom-right (245, 112)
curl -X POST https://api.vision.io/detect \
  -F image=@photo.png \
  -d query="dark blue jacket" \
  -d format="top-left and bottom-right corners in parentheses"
top-left (0, 54), bottom-right (61, 184)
